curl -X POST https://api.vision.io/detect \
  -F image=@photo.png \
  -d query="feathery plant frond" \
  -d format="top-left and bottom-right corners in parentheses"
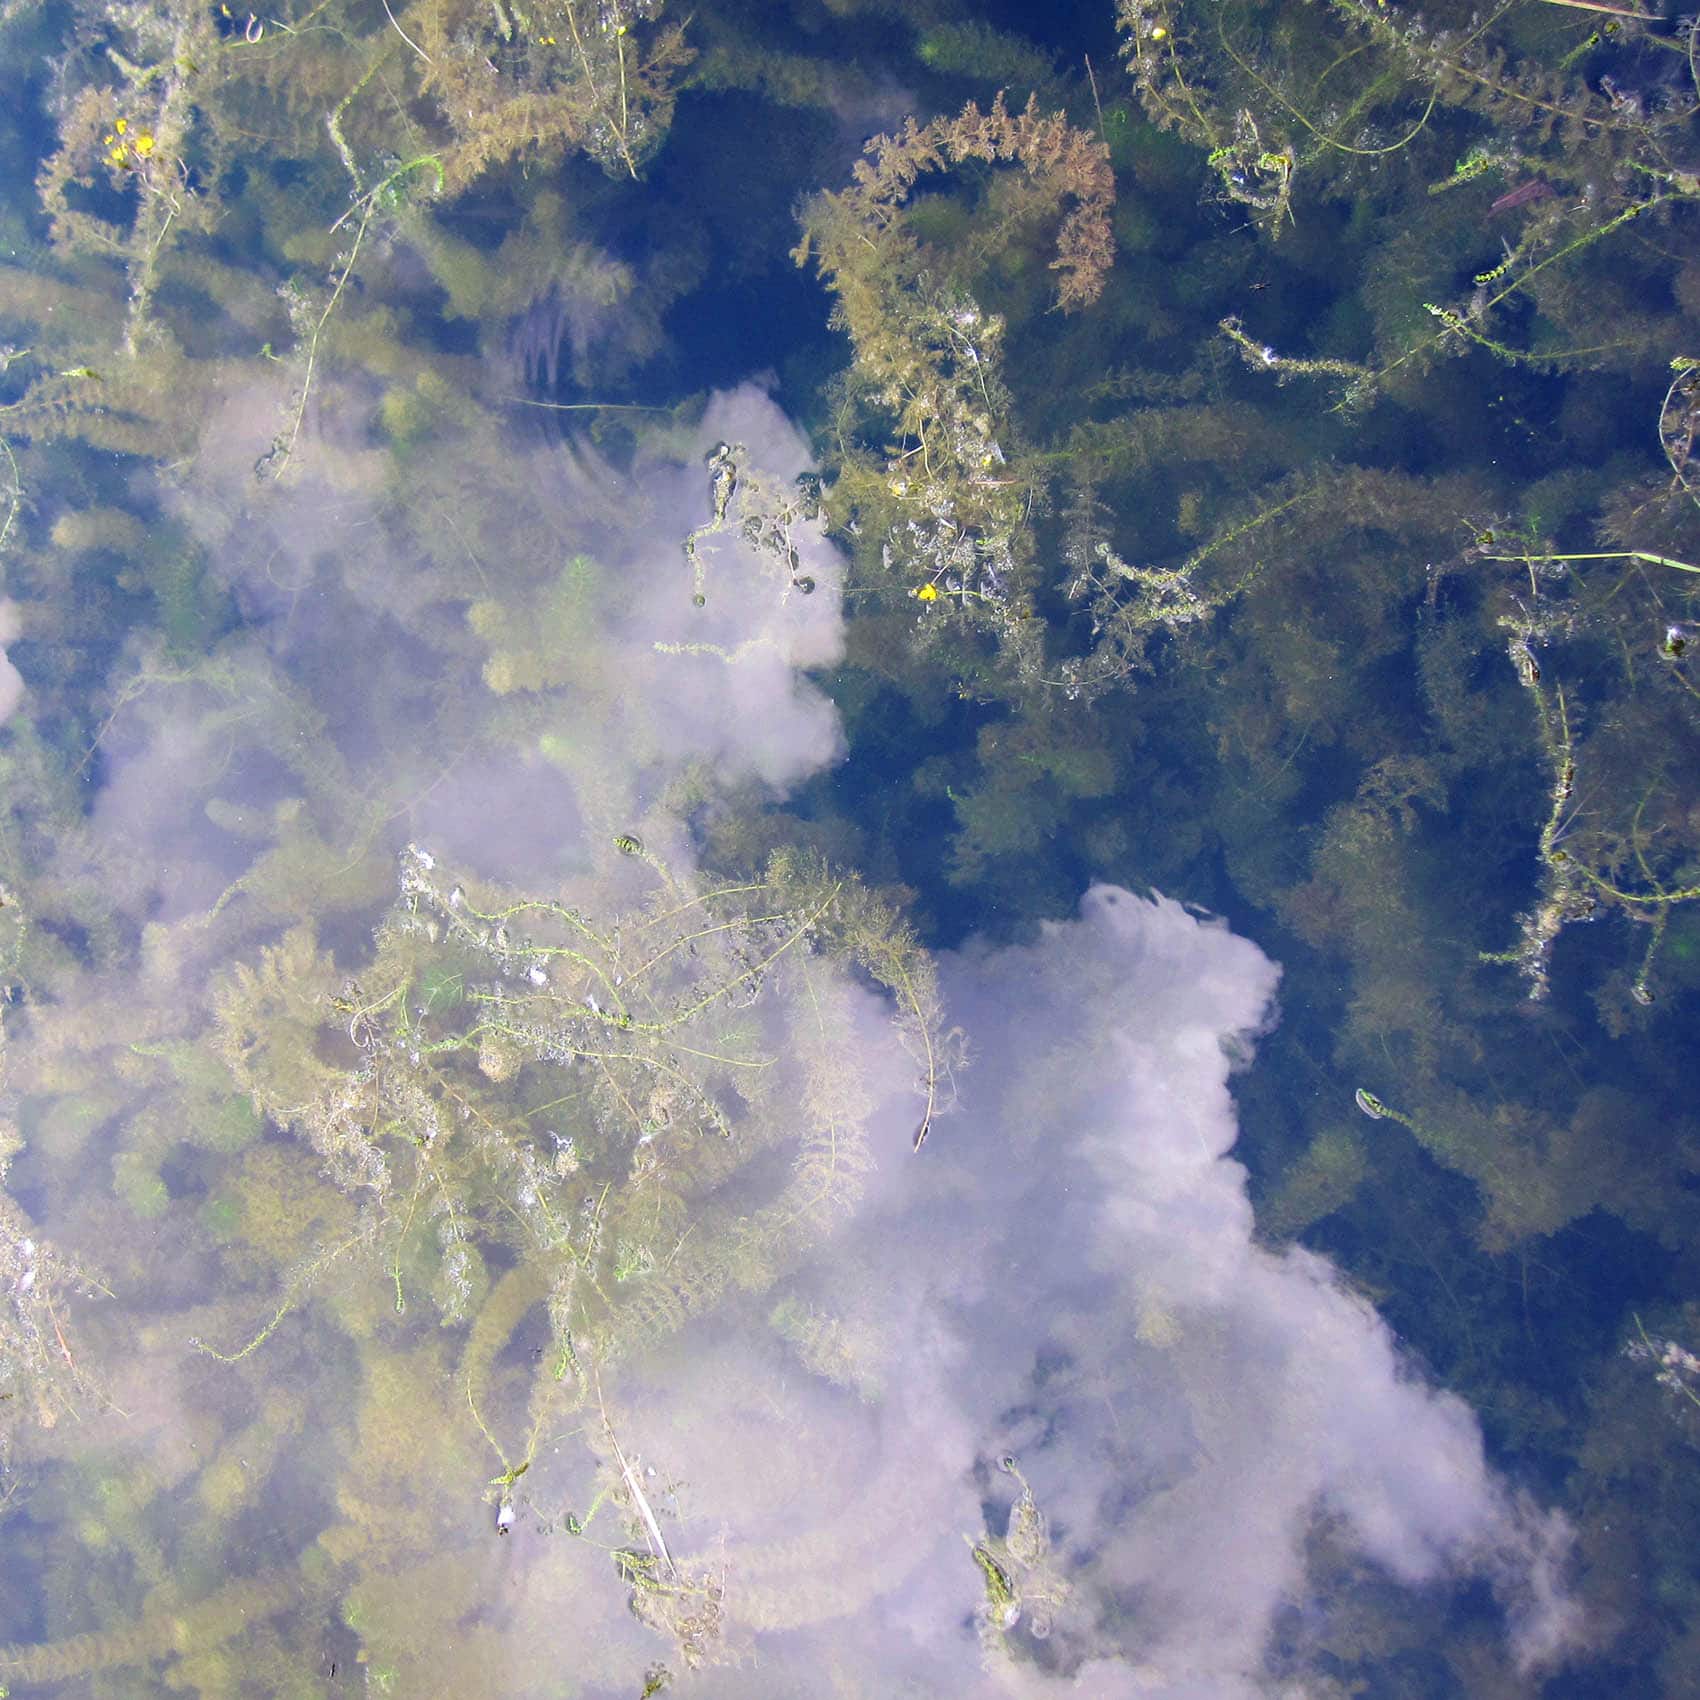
top-left (208, 841), bottom-right (949, 1393)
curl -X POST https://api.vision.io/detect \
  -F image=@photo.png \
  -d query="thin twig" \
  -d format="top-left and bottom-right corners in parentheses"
top-left (1537, 0), bottom-right (1650, 17)
top-left (595, 1368), bottom-right (675, 1576)
top-left (1084, 53), bottom-right (1107, 148)
top-left (379, 0), bottom-right (430, 62)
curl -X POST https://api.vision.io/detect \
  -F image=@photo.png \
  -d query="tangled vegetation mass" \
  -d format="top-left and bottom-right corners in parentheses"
top-left (0, 0), bottom-right (1698, 1693)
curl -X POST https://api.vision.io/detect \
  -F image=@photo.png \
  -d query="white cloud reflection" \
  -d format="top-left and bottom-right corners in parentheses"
top-left (0, 599), bottom-right (24, 725)
top-left (25, 382), bottom-right (1578, 1696)
top-left (446, 388), bottom-right (1579, 1693)
top-left (637, 882), bottom-right (1578, 1695)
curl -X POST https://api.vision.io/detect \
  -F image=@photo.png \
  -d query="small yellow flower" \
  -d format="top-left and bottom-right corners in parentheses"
top-left (107, 147), bottom-right (126, 165)
top-left (915, 583), bottom-right (940, 602)
top-left (114, 117), bottom-right (128, 134)
top-left (134, 134), bottom-right (155, 156)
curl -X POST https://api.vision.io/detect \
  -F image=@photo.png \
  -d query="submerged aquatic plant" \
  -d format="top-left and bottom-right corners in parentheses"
top-left (179, 834), bottom-right (951, 1672)
top-left (1, 0), bottom-right (1698, 1686)
top-left (0, 886), bottom-right (108, 1450)
top-left (210, 839), bottom-right (946, 1354)
top-left (1119, 0), bottom-right (1700, 408)
top-left (796, 93), bottom-right (1115, 689)
top-left (967, 1453), bottom-right (1071, 1666)
top-left (678, 439), bottom-right (825, 609)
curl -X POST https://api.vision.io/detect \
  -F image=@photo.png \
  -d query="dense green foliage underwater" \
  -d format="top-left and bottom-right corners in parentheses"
top-left (1, 0), bottom-right (1699, 1694)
